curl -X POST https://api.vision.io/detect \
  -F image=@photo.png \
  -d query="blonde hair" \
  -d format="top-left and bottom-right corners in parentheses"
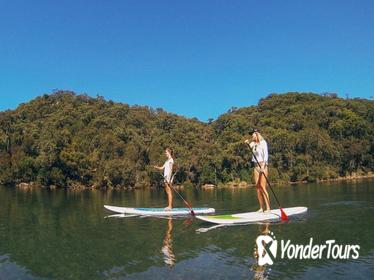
top-left (253, 132), bottom-right (264, 143)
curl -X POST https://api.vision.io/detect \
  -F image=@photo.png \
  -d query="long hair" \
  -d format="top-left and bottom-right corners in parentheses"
top-left (254, 132), bottom-right (264, 143)
top-left (165, 148), bottom-right (174, 158)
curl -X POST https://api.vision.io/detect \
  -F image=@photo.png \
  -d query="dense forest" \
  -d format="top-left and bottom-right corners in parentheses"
top-left (0, 91), bottom-right (373, 189)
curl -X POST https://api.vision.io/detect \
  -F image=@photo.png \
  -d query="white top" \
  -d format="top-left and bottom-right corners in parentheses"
top-left (163, 158), bottom-right (174, 182)
top-left (251, 140), bottom-right (268, 164)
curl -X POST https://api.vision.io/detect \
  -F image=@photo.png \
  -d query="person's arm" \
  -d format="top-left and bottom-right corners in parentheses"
top-left (245, 140), bottom-right (257, 164)
top-left (262, 141), bottom-right (269, 168)
top-left (154, 162), bottom-right (165, 170)
top-left (245, 139), bottom-right (257, 149)
top-left (166, 161), bottom-right (173, 179)
top-left (256, 141), bottom-right (267, 172)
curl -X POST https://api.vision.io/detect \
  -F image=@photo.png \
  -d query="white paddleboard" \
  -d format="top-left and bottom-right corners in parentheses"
top-left (104, 205), bottom-right (215, 216)
top-left (196, 206), bottom-right (307, 224)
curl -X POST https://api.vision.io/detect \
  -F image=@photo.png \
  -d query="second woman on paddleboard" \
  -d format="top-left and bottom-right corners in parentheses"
top-left (245, 129), bottom-right (271, 213)
top-left (154, 148), bottom-right (174, 210)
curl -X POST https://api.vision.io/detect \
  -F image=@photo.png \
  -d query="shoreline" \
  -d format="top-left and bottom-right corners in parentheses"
top-left (203, 172), bottom-right (374, 189)
top-left (315, 172), bottom-right (374, 183)
top-left (10, 172), bottom-right (374, 191)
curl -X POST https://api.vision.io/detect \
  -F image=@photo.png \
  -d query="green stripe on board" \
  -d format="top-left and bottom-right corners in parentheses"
top-left (209, 215), bottom-right (242, 220)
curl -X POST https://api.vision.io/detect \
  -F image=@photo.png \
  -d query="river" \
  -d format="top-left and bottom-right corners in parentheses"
top-left (0, 179), bottom-right (373, 279)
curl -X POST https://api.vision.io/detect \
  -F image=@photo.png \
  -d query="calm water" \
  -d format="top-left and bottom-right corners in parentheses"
top-left (0, 180), bottom-right (373, 280)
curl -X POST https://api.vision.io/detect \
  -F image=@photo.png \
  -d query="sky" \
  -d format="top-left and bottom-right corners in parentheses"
top-left (0, 0), bottom-right (373, 121)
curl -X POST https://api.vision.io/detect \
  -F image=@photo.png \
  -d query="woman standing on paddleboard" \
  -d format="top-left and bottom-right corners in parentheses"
top-left (154, 148), bottom-right (174, 210)
top-left (245, 129), bottom-right (270, 213)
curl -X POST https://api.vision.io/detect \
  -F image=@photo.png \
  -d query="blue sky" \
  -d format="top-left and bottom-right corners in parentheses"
top-left (0, 0), bottom-right (373, 121)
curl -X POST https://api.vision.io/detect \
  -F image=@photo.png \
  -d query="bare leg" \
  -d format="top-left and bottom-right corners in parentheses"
top-left (260, 169), bottom-right (270, 212)
top-left (256, 187), bottom-right (264, 211)
top-left (254, 169), bottom-right (264, 211)
top-left (164, 183), bottom-right (173, 210)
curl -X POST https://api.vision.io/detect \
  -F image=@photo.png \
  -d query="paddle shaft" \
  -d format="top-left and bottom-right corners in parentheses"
top-left (246, 143), bottom-right (283, 209)
top-left (164, 174), bottom-right (195, 216)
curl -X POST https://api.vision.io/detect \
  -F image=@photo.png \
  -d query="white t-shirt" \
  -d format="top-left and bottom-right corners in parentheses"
top-left (251, 140), bottom-right (269, 164)
top-left (163, 158), bottom-right (174, 182)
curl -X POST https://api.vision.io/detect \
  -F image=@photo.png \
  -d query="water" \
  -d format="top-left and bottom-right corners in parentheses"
top-left (0, 179), bottom-right (373, 279)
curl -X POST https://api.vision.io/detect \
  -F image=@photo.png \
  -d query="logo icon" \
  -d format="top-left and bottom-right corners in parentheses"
top-left (256, 231), bottom-right (278, 265)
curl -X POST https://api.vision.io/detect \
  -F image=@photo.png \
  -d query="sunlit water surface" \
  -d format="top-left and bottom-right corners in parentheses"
top-left (0, 179), bottom-right (373, 279)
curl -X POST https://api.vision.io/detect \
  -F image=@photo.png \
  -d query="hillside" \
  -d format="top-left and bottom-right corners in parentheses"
top-left (0, 91), bottom-right (373, 188)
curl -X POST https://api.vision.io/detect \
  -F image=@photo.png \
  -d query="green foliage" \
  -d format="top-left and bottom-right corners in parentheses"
top-left (0, 91), bottom-right (373, 188)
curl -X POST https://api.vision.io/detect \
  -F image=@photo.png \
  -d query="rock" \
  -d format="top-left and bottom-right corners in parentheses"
top-left (17, 183), bottom-right (30, 189)
top-left (174, 185), bottom-right (184, 190)
top-left (202, 184), bottom-right (215, 189)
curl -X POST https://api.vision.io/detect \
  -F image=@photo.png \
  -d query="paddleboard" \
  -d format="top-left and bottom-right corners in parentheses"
top-left (196, 206), bottom-right (307, 224)
top-left (104, 205), bottom-right (215, 216)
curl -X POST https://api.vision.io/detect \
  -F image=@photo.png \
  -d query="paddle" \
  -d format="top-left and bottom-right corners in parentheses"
top-left (164, 172), bottom-right (195, 216)
top-left (246, 143), bottom-right (289, 221)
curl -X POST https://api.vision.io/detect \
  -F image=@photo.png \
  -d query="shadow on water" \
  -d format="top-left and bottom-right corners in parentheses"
top-left (0, 178), bottom-right (373, 279)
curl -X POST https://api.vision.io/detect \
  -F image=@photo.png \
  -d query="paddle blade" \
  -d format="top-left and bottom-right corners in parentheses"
top-left (183, 201), bottom-right (195, 216)
top-left (280, 208), bottom-right (289, 221)
top-left (187, 204), bottom-right (195, 216)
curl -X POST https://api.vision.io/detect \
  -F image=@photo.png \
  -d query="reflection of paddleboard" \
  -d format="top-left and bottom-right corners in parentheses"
top-left (104, 205), bottom-right (215, 216)
top-left (104, 213), bottom-right (137, 219)
top-left (196, 207), bottom-right (307, 224)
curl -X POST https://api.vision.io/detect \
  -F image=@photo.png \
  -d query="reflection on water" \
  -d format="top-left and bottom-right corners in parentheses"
top-left (0, 179), bottom-right (373, 279)
top-left (251, 223), bottom-right (269, 280)
top-left (251, 223), bottom-right (271, 280)
top-left (161, 218), bottom-right (176, 268)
